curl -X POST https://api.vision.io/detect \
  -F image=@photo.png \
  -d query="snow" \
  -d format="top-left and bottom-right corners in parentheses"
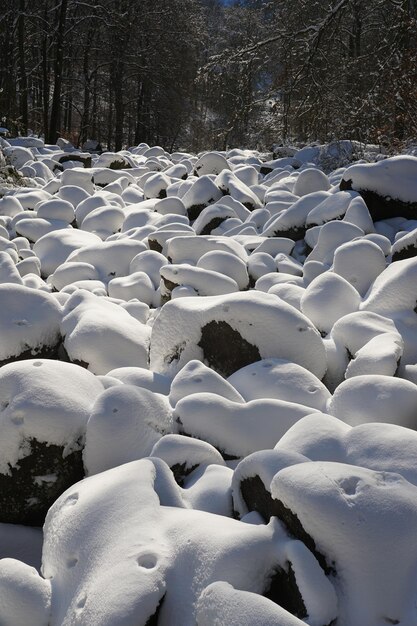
top-left (263, 191), bottom-right (330, 237)
top-left (106, 367), bottom-right (171, 395)
top-left (83, 385), bottom-right (172, 475)
top-left (15, 216), bottom-right (72, 243)
top-left (160, 263), bottom-right (239, 299)
top-left (108, 271), bottom-right (156, 305)
top-left (0, 558), bottom-right (51, 626)
top-left (194, 152), bottom-right (230, 177)
top-left (215, 170), bottom-right (262, 210)
top-left (170, 359), bottom-right (244, 405)
top-left (0, 284), bottom-right (62, 362)
top-left (301, 272), bottom-right (361, 335)
top-left (61, 290), bottom-right (151, 374)
top-left (41, 458), bottom-right (300, 626)
top-left (0, 359), bottom-right (103, 473)
top-left (276, 412), bottom-right (417, 486)
top-left (3, 141), bottom-right (417, 624)
top-left (150, 291), bottom-right (326, 379)
top-left (33, 229), bottom-right (101, 276)
top-left (341, 155), bottom-right (417, 203)
top-left (345, 331), bottom-right (403, 378)
top-left (305, 190), bottom-right (356, 227)
top-left (36, 199), bottom-right (75, 224)
top-left (329, 374), bottom-right (417, 428)
top-left (270, 460), bottom-right (417, 625)
top-left (66, 239), bottom-right (147, 283)
top-left (332, 238), bottom-right (386, 296)
top-left (330, 309), bottom-right (398, 356)
top-left (306, 220), bottom-right (364, 265)
top-left (181, 175), bottom-right (223, 215)
top-left (197, 581), bottom-right (307, 625)
top-left (166, 234), bottom-right (247, 265)
top-left (228, 359), bottom-right (330, 410)
top-left (81, 205), bottom-right (125, 238)
top-left (48, 262), bottom-right (99, 291)
top-left (197, 250), bottom-right (249, 290)
top-left (293, 168), bottom-right (330, 196)
top-left (361, 256), bottom-right (417, 315)
top-left (174, 392), bottom-right (319, 458)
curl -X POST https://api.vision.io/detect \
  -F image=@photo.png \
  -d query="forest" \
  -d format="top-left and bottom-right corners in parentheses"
top-left (0, 0), bottom-right (416, 154)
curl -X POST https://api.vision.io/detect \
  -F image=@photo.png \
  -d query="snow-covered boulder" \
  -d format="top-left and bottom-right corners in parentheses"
top-left (181, 176), bottom-right (223, 221)
top-left (301, 272), bottom-right (361, 335)
top-left (169, 360), bottom-right (244, 406)
top-left (160, 263), bottom-right (239, 302)
top-left (361, 256), bottom-right (417, 316)
top-left (0, 359), bottom-right (103, 524)
top-left (84, 385), bottom-right (172, 475)
top-left (270, 461), bottom-right (417, 625)
top-left (151, 434), bottom-right (225, 486)
top-left (193, 152), bottom-right (230, 177)
top-left (61, 291), bottom-right (151, 374)
top-left (150, 292), bottom-right (326, 379)
top-left (0, 285), bottom-right (62, 365)
top-left (174, 393), bottom-right (318, 458)
top-left (329, 374), bottom-right (417, 429)
top-left (340, 155), bottom-right (417, 220)
top-left (0, 559), bottom-right (51, 625)
top-left (392, 227), bottom-right (417, 261)
top-left (197, 581), bottom-right (324, 626)
top-left (33, 229), bottom-right (102, 277)
top-left (228, 359), bottom-right (330, 410)
top-left (41, 458), bottom-right (320, 626)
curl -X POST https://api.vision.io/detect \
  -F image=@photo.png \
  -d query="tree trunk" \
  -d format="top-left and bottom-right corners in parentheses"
top-left (18, 0), bottom-right (28, 134)
top-left (42, 13), bottom-right (49, 140)
top-left (107, 76), bottom-right (113, 150)
top-left (113, 59), bottom-right (124, 151)
top-left (79, 41), bottom-right (91, 147)
top-left (48, 0), bottom-right (68, 143)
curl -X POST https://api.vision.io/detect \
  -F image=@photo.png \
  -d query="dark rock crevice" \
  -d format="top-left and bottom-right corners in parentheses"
top-left (264, 563), bottom-right (307, 620)
top-left (0, 338), bottom-right (64, 368)
top-left (144, 594), bottom-right (165, 626)
top-left (240, 475), bottom-right (334, 576)
top-left (170, 462), bottom-right (199, 487)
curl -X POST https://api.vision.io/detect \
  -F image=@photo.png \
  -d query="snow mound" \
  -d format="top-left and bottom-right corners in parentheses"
top-left (271, 461), bottom-right (417, 625)
top-left (84, 385), bottom-right (172, 475)
top-left (150, 291), bottom-right (326, 379)
top-left (42, 458), bottom-right (310, 626)
top-left (61, 291), bottom-right (151, 374)
top-left (0, 359), bottom-right (103, 524)
top-left (228, 359), bottom-right (330, 410)
top-left (0, 558), bottom-right (50, 626)
top-left (0, 285), bottom-right (62, 364)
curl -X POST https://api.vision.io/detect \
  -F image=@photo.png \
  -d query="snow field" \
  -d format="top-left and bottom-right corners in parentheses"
top-left (0, 138), bottom-right (417, 624)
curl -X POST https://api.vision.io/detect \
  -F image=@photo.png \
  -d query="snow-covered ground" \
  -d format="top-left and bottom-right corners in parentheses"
top-left (0, 135), bottom-right (417, 624)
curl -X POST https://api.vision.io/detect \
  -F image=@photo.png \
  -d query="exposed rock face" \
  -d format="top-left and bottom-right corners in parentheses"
top-left (0, 440), bottom-right (84, 526)
top-left (198, 320), bottom-right (261, 377)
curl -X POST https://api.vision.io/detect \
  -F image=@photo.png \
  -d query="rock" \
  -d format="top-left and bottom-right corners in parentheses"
top-left (82, 139), bottom-right (102, 153)
top-left (150, 292), bottom-right (326, 379)
top-left (58, 152), bottom-right (92, 168)
top-left (0, 284), bottom-right (62, 366)
top-left (0, 359), bottom-right (103, 525)
top-left (340, 156), bottom-right (417, 220)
